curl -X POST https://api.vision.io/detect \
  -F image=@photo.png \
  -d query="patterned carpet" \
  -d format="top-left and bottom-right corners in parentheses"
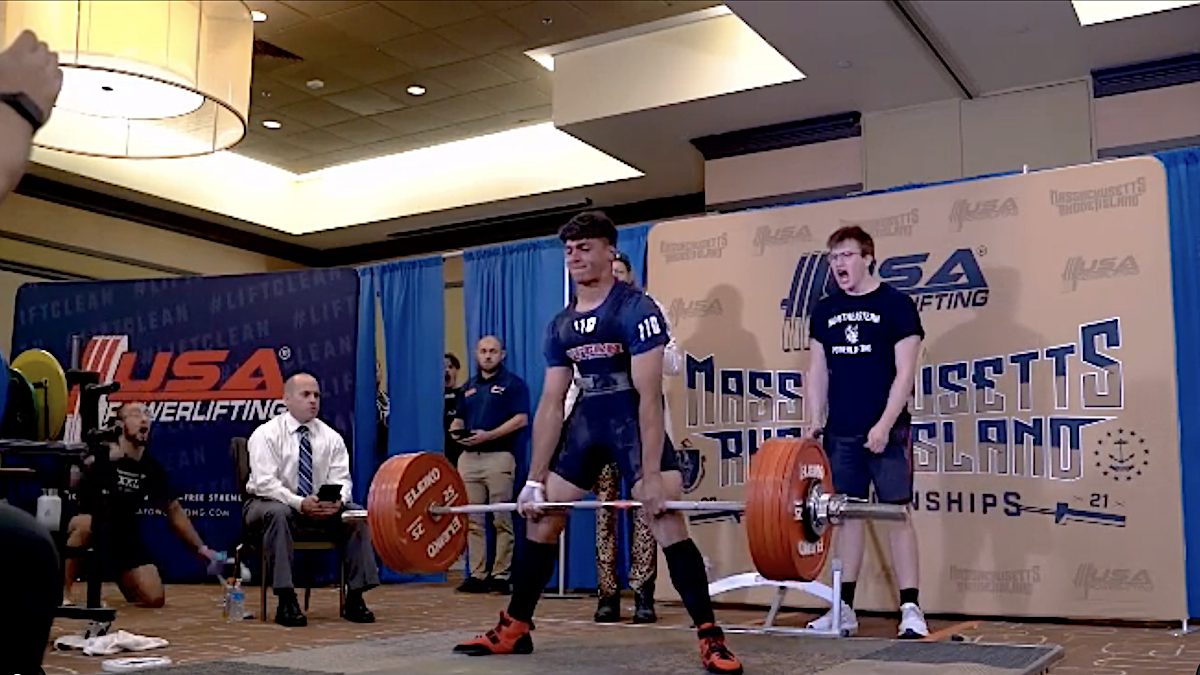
top-left (41, 578), bottom-right (1200, 674)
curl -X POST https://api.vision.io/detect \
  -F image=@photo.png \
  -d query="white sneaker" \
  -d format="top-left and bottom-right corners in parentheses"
top-left (898, 602), bottom-right (928, 638)
top-left (807, 601), bottom-right (858, 635)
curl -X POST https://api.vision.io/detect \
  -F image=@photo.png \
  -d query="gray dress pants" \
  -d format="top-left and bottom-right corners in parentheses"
top-left (243, 497), bottom-right (380, 592)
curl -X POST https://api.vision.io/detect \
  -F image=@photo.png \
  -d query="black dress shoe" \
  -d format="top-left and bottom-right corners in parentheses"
top-left (489, 577), bottom-right (512, 595)
top-left (633, 584), bottom-right (657, 624)
top-left (594, 594), bottom-right (620, 623)
top-left (274, 595), bottom-right (308, 627)
top-left (457, 577), bottom-right (490, 593)
top-left (342, 591), bottom-right (375, 623)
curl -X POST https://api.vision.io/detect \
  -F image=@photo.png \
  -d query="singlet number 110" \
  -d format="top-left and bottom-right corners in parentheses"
top-left (637, 316), bottom-right (662, 341)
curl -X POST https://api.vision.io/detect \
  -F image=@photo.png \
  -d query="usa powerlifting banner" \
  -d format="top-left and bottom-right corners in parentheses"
top-left (649, 156), bottom-right (1186, 621)
top-left (10, 269), bottom-right (359, 583)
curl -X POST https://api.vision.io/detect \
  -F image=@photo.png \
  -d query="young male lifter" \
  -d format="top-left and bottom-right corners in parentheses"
top-left (803, 225), bottom-right (928, 638)
top-left (454, 211), bottom-right (743, 674)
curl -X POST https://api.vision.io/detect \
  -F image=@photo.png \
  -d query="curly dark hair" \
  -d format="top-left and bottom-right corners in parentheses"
top-left (558, 210), bottom-right (617, 245)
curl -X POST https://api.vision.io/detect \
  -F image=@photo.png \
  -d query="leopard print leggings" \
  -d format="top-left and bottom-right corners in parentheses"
top-left (594, 462), bottom-right (657, 596)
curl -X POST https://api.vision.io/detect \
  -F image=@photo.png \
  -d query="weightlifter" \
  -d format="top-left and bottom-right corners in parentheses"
top-left (803, 225), bottom-right (928, 638)
top-left (454, 211), bottom-right (743, 675)
top-left (65, 401), bottom-right (219, 608)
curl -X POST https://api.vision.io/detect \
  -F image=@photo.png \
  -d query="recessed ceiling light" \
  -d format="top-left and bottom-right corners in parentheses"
top-left (262, 120), bottom-right (282, 129)
top-left (251, 10), bottom-right (267, 22)
top-left (1071, 0), bottom-right (1200, 25)
top-left (836, 60), bottom-right (852, 69)
top-left (407, 85), bottom-right (426, 96)
top-left (306, 79), bottom-right (325, 90)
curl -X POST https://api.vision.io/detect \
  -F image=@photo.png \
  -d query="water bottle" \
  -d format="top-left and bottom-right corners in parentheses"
top-left (37, 489), bottom-right (62, 532)
top-left (225, 578), bottom-right (244, 622)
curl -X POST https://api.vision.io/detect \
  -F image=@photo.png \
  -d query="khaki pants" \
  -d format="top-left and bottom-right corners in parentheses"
top-left (459, 450), bottom-right (516, 581)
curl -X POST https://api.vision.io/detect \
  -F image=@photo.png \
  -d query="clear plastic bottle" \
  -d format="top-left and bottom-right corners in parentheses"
top-left (226, 578), bottom-right (244, 622)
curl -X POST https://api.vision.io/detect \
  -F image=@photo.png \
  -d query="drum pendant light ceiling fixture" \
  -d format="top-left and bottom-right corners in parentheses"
top-left (2, 0), bottom-right (253, 159)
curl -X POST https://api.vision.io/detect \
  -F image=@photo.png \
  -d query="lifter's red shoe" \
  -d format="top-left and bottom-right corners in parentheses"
top-left (698, 623), bottom-right (743, 674)
top-left (453, 611), bottom-right (534, 656)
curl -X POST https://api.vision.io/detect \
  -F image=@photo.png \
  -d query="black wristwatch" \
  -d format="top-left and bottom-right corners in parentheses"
top-left (0, 92), bottom-right (45, 131)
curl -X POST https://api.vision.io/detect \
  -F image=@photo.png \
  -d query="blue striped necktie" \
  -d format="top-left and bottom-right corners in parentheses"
top-left (297, 425), bottom-right (313, 497)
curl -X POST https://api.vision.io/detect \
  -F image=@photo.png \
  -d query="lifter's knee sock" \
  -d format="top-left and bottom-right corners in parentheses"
top-left (664, 539), bottom-right (716, 630)
top-left (506, 540), bottom-right (558, 623)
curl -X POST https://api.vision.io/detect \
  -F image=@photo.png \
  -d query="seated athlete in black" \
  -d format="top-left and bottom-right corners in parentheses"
top-left (454, 211), bottom-right (743, 675)
top-left (64, 402), bottom-right (217, 607)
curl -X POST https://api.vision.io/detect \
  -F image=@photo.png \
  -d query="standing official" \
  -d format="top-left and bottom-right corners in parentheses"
top-left (450, 337), bottom-right (530, 594)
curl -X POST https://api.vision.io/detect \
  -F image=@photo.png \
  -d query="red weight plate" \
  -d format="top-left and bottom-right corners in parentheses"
top-left (746, 438), bottom-right (834, 582)
top-left (746, 438), bottom-right (795, 580)
top-left (366, 452), bottom-right (468, 573)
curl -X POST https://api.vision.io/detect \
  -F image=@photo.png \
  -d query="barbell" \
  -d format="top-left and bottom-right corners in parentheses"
top-left (348, 437), bottom-right (908, 583)
top-left (0, 349), bottom-right (907, 583)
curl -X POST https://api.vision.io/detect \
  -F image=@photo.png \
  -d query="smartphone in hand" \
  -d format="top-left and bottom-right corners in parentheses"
top-left (317, 483), bottom-right (341, 503)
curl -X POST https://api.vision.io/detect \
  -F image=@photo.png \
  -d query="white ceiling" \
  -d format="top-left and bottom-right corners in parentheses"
top-left (23, 0), bottom-right (1200, 255)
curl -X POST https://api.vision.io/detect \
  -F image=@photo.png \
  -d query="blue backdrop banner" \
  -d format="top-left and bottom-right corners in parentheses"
top-left (9, 269), bottom-right (360, 583)
top-left (352, 267), bottom-right (380, 506)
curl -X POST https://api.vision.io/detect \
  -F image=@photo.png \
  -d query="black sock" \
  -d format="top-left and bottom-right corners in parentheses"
top-left (841, 581), bottom-right (857, 607)
top-left (507, 540), bottom-right (558, 623)
top-left (274, 587), bottom-right (295, 599)
top-left (663, 539), bottom-right (716, 629)
top-left (900, 588), bottom-right (919, 607)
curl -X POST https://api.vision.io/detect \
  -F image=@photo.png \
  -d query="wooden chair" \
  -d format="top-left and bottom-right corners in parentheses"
top-left (230, 437), bottom-right (345, 621)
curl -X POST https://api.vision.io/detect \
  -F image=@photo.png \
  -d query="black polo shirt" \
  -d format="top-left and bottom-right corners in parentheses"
top-left (455, 367), bottom-right (530, 454)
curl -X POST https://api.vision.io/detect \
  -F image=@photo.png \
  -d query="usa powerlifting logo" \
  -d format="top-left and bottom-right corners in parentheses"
top-left (780, 247), bottom-right (991, 352)
top-left (64, 335), bottom-right (288, 440)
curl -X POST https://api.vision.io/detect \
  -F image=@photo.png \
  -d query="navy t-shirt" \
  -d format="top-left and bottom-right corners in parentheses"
top-left (544, 281), bottom-right (670, 380)
top-left (809, 282), bottom-right (924, 437)
top-left (455, 368), bottom-right (530, 454)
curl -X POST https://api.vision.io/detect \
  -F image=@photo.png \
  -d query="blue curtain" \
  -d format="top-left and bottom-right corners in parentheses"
top-left (464, 237), bottom-right (565, 387)
top-left (351, 268), bottom-right (379, 506)
top-left (1160, 146), bottom-right (1200, 616)
top-left (463, 236), bottom-right (580, 586)
top-left (366, 256), bottom-right (445, 583)
top-left (378, 256), bottom-right (446, 458)
top-left (617, 222), bottom-right (652, 288)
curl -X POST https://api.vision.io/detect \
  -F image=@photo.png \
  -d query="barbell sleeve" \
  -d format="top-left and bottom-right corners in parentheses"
top-left (829, 499), bottom-right (909, 522)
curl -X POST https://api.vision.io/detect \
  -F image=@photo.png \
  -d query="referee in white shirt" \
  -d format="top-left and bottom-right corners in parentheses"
top-left (245, 372), bottom-right (379, 626)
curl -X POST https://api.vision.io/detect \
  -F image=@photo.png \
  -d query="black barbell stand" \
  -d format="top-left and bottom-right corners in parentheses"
top-left (0, 334), bottom-right (122, 635)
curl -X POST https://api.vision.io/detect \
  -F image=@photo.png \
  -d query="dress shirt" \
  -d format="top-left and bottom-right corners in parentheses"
top-left (247, 411), bottom-right (352, 511)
